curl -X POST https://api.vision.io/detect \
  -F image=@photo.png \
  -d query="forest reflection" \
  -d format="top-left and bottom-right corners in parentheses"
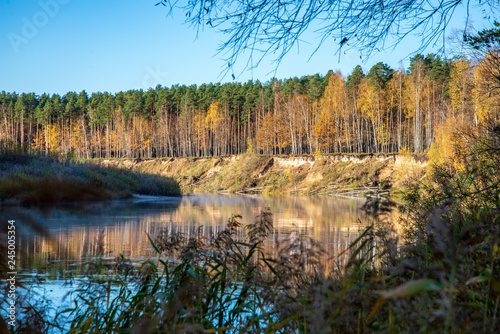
top-left (18, 194), bottom-right (370, 278)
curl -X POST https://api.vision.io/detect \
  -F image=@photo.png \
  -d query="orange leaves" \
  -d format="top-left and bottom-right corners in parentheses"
top-left (256, 112), bottom-right (276, 152)
top-left (313, 110), bottom-right (334, 144)
top-left (314, 71), bottom-right (347, 147)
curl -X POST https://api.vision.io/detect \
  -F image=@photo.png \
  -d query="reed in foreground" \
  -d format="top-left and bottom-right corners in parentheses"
top-left (2, 193), bottom-right (499, 333)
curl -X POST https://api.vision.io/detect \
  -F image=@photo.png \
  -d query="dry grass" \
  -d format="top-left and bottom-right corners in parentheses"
top-left (101, 154), bottom-right (417, 196)
top-left (0, 151), bottom-right (181, 206)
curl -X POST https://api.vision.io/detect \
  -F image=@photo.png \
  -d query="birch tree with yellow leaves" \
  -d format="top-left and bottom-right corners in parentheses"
top-left (449, 58), bottom-right (475, 124)
top-left (206, 101), bottom-right (223, 156)
top-left (314, 71), bottom-right (348, 152)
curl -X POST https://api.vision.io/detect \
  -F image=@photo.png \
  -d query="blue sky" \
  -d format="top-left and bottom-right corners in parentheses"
top-left (0, 0), bottom-right (491, 95)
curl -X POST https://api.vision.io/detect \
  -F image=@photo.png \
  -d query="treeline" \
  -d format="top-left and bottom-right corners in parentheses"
top-left (0, 54), bottom-right (494, 158)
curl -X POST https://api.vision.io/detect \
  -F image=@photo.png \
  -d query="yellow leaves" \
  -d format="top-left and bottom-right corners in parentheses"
top-left (313, 146), bottom-right (322, 157)
top-left (193, 111), bottom-right (208, 149)
top-left (71, 118), bottom-right (84, 151)
top-left (474, 54), bottom-right (500, 123)
top-left (205, 101), bottom-right (223, 131)
top-left (314, 71), bottom-right (347, 146)
top-left (246, 137), bottom-right (256, 155)
top-left (193, 112), bottom-right (204, 132)
top-left (428, 122), bottom-right (455, 166)
top-left (386, 70), bottom-right (404, 108)
top-left (138, 139), bottom-right (152, 151)
top-left (187, 101), bottom-right (224, 151)
top-left (403, 74), bottom-right (417, 118)
top-left (31, 124), bottom-right (64, 154)
top-left (449, 58), bottom-right (474, 118)
top-left (313, 110), bottom-right (335, 145)
top-left (376, 125), bottom-right (385, 143)
top-left (257, 107), bottom-right (293, 151)
top-left (358, 77), bottom-right (377, 119)
top-left (399, 146), bottom-right (411, 156)
top-left (428, 118), bottom-right (470, 172)
top-left (275, 120), bottom-right (291, 149)
top-left (321, 71), bottom-right (346, 114)
top-left (48, 124), bottom-right (61, 153)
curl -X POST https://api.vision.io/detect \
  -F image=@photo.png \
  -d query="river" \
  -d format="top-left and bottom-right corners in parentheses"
top-left (16, 194), bottom-right (370, 275)
top-left (4, 194), bottom-right (372, 324)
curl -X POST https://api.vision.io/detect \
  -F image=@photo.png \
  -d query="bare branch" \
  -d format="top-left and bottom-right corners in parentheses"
top-left (159, 0), bottom-right (499, 76)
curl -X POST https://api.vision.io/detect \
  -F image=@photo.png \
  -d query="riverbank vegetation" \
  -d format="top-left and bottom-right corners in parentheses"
top-left (100, 153), bottom-right (425, 196)
top-left (0, 151), bottom-right (181, 206)
top-left (4, 117), bottom-right (499, 332)
top-left (0, 53), bottom-right (489, 158)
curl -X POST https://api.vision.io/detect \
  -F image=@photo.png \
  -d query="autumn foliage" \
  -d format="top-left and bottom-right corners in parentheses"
top-left (0, 54), bottom-right (497, 159)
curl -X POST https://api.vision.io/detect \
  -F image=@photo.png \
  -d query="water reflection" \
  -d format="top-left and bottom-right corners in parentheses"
top-left (18, 194), bottom-right (370, 277)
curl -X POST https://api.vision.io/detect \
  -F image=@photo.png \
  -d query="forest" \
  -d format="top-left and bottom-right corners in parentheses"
top-left (0, 54), bottom-right (494, 158)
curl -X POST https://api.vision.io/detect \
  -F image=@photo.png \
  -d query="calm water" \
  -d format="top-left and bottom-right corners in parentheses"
top-left (3, 194), bottom-right (372, 324)
top-left (15, 194), bottom-right (370, 277)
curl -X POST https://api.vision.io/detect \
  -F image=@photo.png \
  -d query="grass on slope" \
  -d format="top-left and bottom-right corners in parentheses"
top-left (0, 151), bottom-right (181, 206)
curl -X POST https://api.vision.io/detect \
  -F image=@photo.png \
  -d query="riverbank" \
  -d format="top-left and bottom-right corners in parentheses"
top-left (0, 151), bottom-right (425, 206)
top-left (0, 152), bottom-right (181, 206)
top-left (98, 153), bottom-right (427, 197)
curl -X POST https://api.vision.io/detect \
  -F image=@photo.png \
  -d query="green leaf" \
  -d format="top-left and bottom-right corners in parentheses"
top-left (146, 232), bottom-right (161, 254)
top-left (465, 276), bottom-right (489, 285)
top-left (383, 279), bottom-right (443, 298)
